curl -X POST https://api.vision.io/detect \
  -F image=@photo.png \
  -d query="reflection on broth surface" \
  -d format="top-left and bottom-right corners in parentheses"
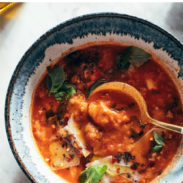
top-left (31, 44), bottom-right (183, 183)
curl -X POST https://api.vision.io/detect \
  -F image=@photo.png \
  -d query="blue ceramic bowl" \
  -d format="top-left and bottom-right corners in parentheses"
top-left (5, 13), bottom-right (183, 183)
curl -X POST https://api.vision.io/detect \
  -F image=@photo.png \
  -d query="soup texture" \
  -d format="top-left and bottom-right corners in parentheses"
top-left (31, 44), bottom-right (183, 183)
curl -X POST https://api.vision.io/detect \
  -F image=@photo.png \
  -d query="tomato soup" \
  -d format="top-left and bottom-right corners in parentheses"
top-left (31, 44), bottom-right (183, 183)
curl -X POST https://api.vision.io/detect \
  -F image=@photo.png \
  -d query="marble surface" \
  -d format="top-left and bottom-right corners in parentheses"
top-left (1, 3), bottom-right (183, 183)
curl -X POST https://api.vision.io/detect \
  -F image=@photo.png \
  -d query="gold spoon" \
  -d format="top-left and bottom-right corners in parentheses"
top-left (90, 81), bottom-right (183, 134)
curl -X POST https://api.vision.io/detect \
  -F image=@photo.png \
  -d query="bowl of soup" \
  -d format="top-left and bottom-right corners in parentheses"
top-left (5, 13), bottom-right (183, 183)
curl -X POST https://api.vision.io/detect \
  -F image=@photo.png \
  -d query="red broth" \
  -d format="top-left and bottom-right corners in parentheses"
top-left (31, 44), bottom-right (183, 183)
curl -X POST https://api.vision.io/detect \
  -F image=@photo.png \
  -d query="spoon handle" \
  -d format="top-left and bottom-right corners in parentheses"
top-left (148, 117), bottom-right (183, 134)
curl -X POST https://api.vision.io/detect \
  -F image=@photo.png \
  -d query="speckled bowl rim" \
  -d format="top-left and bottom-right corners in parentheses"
top-left (5, 13), bottom-right (183, 183)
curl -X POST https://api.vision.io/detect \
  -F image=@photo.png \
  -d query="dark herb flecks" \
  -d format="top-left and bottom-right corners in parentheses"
top-left (128, 102), bottom-right (135, 108)
top-left (114, 153), bottom-right (123, 162)
top-left (111, 102), bottom-right (117, 109)
top-left (130, 130), bottom-right (144, 139)
top-left (113, 152), bottom-right (135, 165)
top-left (131, 162), bottom-right (139, 170)
top-left (46, 110), bottom-right (57, 124)
top-left (46, 110), bottom-right (55, 120)
top-left (151, 90), bottom-right (160, 94)
top-left (127, 173), bottom-right (131, 178)
top-left (124, 152), bottom-right (134, 164)
top-left (139, 123), bottom-right (147, 129)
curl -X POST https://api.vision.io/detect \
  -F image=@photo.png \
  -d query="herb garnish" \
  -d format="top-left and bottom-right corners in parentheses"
top-left (113, 152), bottom-right (134, 164)
top-left (131, 162), bottom-right (139, 170)
top-left (151, 132), bottom-right (164, 152)
top-left (114, 153), bottom-right (123, 162)
top-left (54, 83), bottom-right (76, 100)
top-left (46, 66), bottom-right (76, 101)
top-left (130, 130), bottom-right (144, 139)
top-left (45, 110), bottom-right (58, 124)
top-left (139, 123), bottom-right (146, 129)
top-left (111, 102), bottom-right (117, 109)
top-left (46, 110), bottom-right (55, 120)
top-left (127, 173), bottom-right (131, 178)
top-left (87, 80), bottom-right (107, 97)
top-left (117, 46), bottom-right (151, 70)
top-left (124, 152), bottom-right (134, 164)
top-left (46, 66), bottom-right (65, 93)
top-left (79, 165), bottom-right (107, 183)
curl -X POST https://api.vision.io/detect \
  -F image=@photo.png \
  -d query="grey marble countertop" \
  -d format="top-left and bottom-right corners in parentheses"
top-left (0, 3), bottom-right (183, 183)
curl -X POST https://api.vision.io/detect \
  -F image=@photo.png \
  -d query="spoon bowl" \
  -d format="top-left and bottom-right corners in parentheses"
top-left (90, 81), bottom-right (183, 134)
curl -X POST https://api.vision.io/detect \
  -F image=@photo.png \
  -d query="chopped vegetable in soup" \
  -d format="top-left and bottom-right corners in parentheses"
top-left (31, 44), bottom-right (183, 183)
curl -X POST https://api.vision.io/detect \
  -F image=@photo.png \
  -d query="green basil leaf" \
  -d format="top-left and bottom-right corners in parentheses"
top-left (154, 132), bottom-right (164, 146)
top-left (61, 83), bottom-right (76, 99)
top-left (54, 91), bottom-right (66, 101)
top-left (46, 73), bottom-right (52, 91)
top-left (79, 165), bottom-right (107, 183)
top-left (87, 80), bottom-right (107, 97)
top-left (46, 66), bottom-right (76, 101)
top-left (151, 145), bottom-right (163, 152)
top-left (52, 84), bottom-right (76, 100)
top-left (117, 46), bottom-right (151, 70)
top-left (117, 47), bottom-right (131, 70)
top-left (46, 66), bottom-right (65, 94)
top-left (129, 46), bottom-right (151, 63)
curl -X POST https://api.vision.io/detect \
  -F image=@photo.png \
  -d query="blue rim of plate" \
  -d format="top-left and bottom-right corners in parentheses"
top-left (5, 13), bottom-right (183, 183)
